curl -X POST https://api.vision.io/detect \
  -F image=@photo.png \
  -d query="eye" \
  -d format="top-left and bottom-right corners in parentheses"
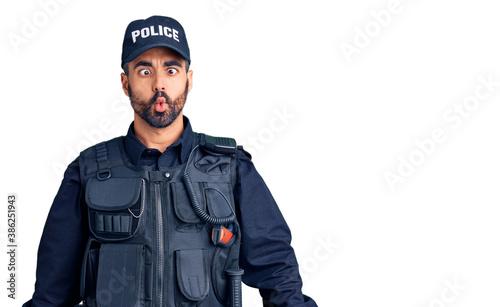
top-left (167, 67), bottom-right (178, 75)
top-left (139, 69), bottom-right (151, 76)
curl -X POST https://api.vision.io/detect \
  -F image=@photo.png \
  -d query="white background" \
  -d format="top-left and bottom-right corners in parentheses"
top-left (1, 0), bottom-right (500, 306)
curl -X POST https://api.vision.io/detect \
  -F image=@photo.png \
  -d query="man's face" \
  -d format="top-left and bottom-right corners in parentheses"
top-left (121, 47), bottom-right (193, 128)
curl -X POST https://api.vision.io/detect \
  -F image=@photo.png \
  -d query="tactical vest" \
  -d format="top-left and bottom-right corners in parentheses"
top-left (78, 133), bottom-right (244, 307)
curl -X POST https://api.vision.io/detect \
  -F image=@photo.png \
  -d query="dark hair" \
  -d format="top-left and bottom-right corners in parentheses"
top-left (122, 59), bottom-right (190, 76)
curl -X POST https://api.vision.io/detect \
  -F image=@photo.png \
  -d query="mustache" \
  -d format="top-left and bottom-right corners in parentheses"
top-left (149, 91), bottom-right (169, 105)
top-left (129, 90), bottom-right (170, 107)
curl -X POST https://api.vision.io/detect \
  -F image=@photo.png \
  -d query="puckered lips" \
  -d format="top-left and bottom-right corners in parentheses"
top-left (155, 96), bottom-right (166, 112)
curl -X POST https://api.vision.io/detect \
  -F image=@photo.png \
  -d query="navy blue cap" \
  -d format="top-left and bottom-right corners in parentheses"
top-left (121, 15), bottom-right (190, 67)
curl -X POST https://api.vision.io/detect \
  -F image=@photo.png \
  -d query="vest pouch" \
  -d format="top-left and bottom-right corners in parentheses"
top-left (171, 182), bottom-right (206, 232)
top-left (174, 249), bottom-right (209, 306)
top-left (203, 182), bottom-right (235, 221)
top-left (96, 244), bottom-right (144, 307)
top-left (86, 177), bottom-right (145, 241)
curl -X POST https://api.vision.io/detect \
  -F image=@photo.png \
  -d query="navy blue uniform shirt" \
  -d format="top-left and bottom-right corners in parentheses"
top-left (23, 116), bottom-right (317, 307)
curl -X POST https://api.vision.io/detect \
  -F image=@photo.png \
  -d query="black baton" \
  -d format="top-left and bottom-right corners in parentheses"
top-left (226, 268), bottom-right (244, 307)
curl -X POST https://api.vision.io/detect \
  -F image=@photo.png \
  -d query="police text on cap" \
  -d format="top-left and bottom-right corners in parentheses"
top-left (131, 25), bottom-right (180, 43)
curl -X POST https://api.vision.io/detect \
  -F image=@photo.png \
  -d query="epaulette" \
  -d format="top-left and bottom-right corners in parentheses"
top-left (198, 133), bottom-right (237, 156)
top-left (197, 132), bottom-right (252, 160)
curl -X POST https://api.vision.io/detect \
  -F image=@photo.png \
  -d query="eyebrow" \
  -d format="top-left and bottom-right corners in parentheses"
top-left (134, 61), bottom-right (152, 70)
top-left (133, 60), bottom-right (183, 70)
top-left (163, 60), bottom-right (183, 68)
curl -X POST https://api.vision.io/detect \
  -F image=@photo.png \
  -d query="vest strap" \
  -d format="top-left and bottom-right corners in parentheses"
top-left (95, 142), bottom-right (111, 180)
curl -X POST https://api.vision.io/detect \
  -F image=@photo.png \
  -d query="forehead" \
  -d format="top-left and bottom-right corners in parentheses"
top-left (132, 47), bottom-right (184, 63)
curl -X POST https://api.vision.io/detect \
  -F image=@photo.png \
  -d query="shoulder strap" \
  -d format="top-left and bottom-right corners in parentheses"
top-left (79, 137), bottom-right (125, 186)
top-left (95, 142), bottom-right (111, 180)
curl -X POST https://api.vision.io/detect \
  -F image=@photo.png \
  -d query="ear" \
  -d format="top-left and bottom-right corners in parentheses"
top-left (121, 72), bottom-right (129, 97)
top-left (187, 69), bottom-right (193, 94)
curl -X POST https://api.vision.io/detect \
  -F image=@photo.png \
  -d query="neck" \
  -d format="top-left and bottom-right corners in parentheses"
top-left (133, 113), bottom-right (184, 152)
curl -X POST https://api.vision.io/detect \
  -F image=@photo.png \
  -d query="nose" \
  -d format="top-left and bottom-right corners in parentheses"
top-left (153, 75), bottom-right (166, 92)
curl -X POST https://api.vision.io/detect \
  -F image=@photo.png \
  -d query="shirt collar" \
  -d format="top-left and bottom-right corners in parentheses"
top-left (123, 115), bottom-right (194, 165)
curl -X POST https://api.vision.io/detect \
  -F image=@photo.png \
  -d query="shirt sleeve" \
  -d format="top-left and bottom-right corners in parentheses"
top-left (23, 158), bottom-right (88, 307)
top-left (235, 151), bottom-right (318, 307)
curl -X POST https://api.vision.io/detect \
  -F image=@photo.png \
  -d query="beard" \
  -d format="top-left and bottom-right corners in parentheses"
top-left (129, 81), bottom-right (189, 128)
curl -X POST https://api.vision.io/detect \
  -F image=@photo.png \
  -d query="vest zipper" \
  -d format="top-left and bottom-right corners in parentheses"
top-left (155, 182), bottom-right (164, 307)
